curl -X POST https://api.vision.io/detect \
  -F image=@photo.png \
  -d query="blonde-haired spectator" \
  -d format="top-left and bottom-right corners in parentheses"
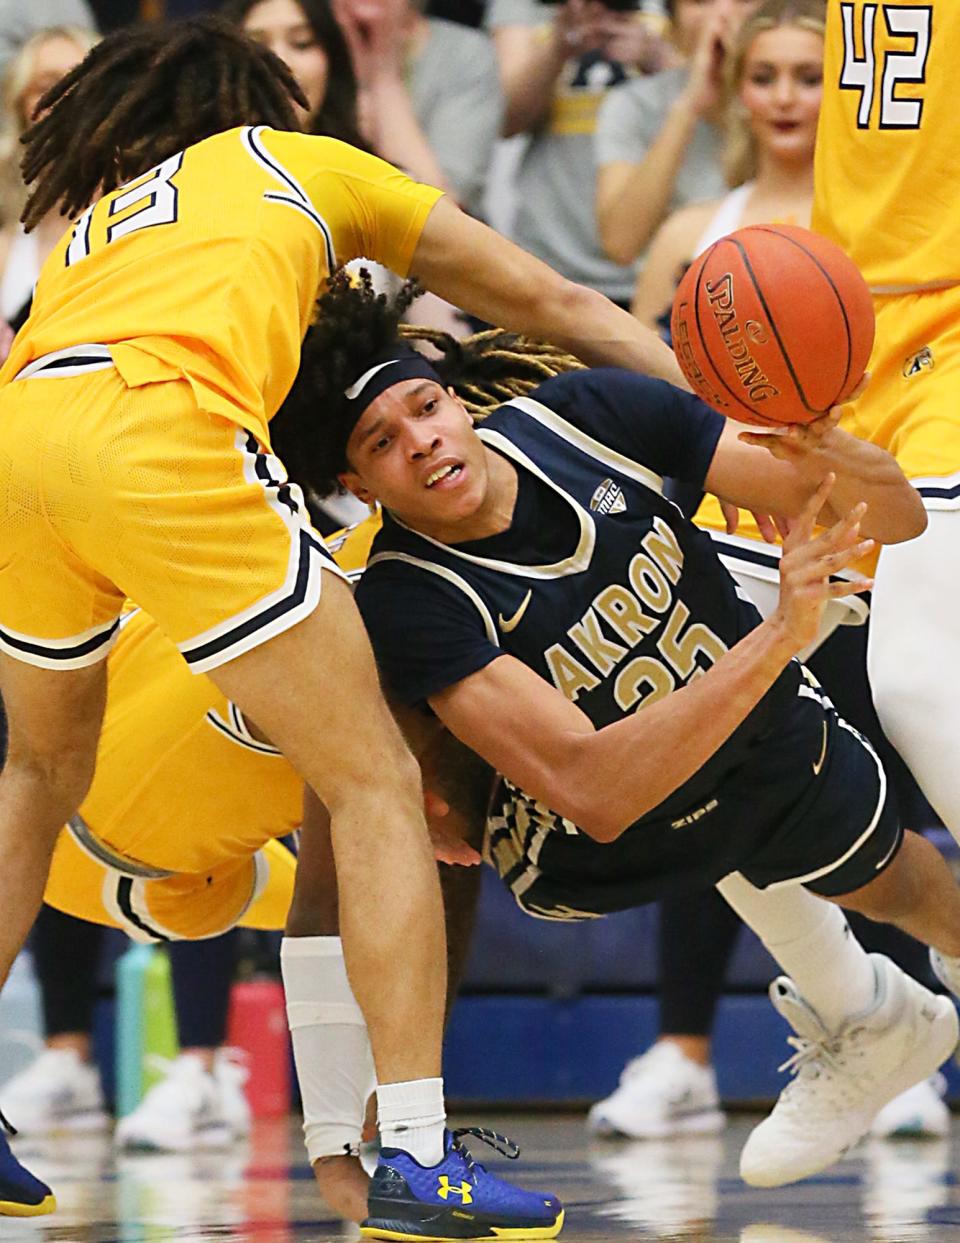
top-left (0, 24), bottom-right (96, 323)
top-left (0, 0), bottom-right (94, 73)
top-left (631, 0), bottom-right (824, 330)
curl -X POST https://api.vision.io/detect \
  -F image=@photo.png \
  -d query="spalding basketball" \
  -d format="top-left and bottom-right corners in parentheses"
top-left (671, 224), bottom-right (875, 427)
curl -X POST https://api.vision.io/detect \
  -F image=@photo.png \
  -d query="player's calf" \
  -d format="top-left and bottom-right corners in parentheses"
top-left (830, 830), bottom-right (960, 959)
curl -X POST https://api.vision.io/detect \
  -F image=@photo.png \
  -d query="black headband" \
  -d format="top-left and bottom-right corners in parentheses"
top-left (342, 345), bottom-right (443, 424)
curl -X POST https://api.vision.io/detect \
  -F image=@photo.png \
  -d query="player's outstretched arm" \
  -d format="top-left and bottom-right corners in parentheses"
top-left (431, 479), bottom-right (872, 843)
top-left (704, 411), bottom-right (927, 546)
top-left (409, 196), bottom-right (687, 388)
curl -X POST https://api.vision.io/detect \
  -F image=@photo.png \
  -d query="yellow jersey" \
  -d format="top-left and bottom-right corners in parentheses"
top-left (1, 127), bottom-right (442, 443)
top-left (814, 1), bottom-right (960, 290)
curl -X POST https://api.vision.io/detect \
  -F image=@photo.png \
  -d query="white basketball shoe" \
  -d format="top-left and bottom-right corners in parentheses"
top-left (740, 954), bottom-right (958, 1187)
top-left (114, 1053), bottom-right (231, 1153)
top-left (587, 1041), bottom-right (725, 1139)
top-left (1, 1047), bottom-right (108, 1136)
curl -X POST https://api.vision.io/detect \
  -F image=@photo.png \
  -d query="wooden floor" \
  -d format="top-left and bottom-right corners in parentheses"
top-left (6, 1112), bottom-right (960, 1242)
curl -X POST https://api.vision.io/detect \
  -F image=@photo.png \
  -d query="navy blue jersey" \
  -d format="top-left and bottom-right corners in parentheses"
top-left (356, 368), bottom-right (810, 826)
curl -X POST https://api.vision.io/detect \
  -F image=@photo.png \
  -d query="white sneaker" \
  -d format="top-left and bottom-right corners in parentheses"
top-left (870, 1074), bottom-right (950, 1139)
top-left (114, 1053), bottom-right (231, 1153)
top-left (587, 1041), bottom-right (725, 1139)
top-left (213, 1047), bottom-right (251, 1139)
top-left (1, 1047), bottom-right (108, 1136)
top-left (740, 954), bottom-right (958, 1187)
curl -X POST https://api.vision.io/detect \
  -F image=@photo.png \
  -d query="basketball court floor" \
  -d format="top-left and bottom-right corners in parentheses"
top-left (5, 1112), bottom-right (960, 1242)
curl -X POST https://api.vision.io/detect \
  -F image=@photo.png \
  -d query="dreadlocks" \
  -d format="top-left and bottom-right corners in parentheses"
top-left (21, 16), bottom-right (306, 230)
top-left (271, 267), bottom-right (585, 498)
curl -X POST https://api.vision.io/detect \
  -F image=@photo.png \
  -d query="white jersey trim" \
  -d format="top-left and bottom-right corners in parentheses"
top-left (912, 469), bottom-right (960, 511)
top-left (0, 614), bottom-right (120, 670)
top-left (176, 429), bottom-right (343, 674)
top-left (241, 126), bottom-right (336, 272)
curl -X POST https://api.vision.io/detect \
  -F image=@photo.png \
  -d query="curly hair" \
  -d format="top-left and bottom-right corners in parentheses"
top-left (20, 16), bottom-right (306, 230)
top-left (270, 267), bottom-right (585, 498)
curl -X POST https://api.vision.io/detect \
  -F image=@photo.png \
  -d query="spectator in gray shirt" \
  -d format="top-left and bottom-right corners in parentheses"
top-left (488, 0), bottom-right (668, 307)
top-left (595, 0), bottom-right (757, 265)
top-left (337, 0), bottom-right (502, 218)
top-left (0, 0), bottom-right (95, 72)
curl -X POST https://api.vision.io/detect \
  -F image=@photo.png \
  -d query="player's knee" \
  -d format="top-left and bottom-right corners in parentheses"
top-left (2, 732), bottom-right (98, 819)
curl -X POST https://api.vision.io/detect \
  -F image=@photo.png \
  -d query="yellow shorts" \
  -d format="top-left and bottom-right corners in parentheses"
top-left (44, 827), bottom-right (297, 941)
top-left (843, 284), bottom-right (960, 508)
top-left (0, 359), bottom-right (342, 672)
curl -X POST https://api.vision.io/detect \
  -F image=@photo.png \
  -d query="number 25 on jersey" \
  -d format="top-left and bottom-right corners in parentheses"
top-left (840, 3), bottom-right (932, 130)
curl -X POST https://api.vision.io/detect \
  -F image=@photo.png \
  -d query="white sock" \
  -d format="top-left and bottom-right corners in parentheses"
top-left (377, 1077), bottom-right (446, 1166)
top-left (281, 936), bottom-right (376, 1161)
top-left (717, 873), bottom-right (876, 1031)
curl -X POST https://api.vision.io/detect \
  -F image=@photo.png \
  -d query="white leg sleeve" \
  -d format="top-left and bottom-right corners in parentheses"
top-left (868, 510), bottom-right (960, 837)
top-left (281, 935), bottom-right (375, 1162)
top-left (716, 873), bottom-right (876, 1030)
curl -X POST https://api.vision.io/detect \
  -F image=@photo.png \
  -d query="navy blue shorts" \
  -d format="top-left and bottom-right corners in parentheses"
top-left (485, 681), bottom-right (902, 922)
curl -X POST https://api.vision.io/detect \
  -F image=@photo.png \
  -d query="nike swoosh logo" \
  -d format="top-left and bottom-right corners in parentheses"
top-left (812, 720), bottom-right (828, 776)
top-left (498, 589), bottom-right (533, 633)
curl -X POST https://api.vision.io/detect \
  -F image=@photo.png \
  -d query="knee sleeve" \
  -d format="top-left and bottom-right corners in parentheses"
top-left (281, 935), bottom-right (375, 1162)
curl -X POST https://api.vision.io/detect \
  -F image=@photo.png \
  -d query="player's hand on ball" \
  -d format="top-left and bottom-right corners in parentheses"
top-left (736, 374), bottom-right (870, 463)
top-left (772, 475), bottom-right (874, 652)
top-left (312, 1153), bottom-right (370, 1223)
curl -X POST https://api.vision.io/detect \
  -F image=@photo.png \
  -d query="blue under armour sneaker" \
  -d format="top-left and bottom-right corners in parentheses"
top-left (0, 1110), bottom-right (56, 1217)
top-left (361, 1126), bottom-right (563, 1240)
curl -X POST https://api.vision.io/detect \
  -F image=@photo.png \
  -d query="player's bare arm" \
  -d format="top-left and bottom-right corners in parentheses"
top-left (431, 480), bottom-right (872, 842)
top-left (409, 196), bottom-right (689, 389)
top-left (704, 414), bottom-right (927, 545)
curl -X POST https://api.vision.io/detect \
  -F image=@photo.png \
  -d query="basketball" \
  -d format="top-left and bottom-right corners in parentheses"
top-left (671, 224), bottom-right (875, 427)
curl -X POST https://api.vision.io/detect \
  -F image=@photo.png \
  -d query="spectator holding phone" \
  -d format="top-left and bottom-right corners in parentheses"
top-left (488, 0), bottom-right (669, 307)
top-left (595, 0), bottom-right (757, 266)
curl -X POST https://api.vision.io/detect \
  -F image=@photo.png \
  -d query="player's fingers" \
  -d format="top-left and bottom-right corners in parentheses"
top-left (813, 540), bottom-right (875, 575)
top-left (827, 576), bottom-right (873, 598)
top-left (738, 429), bottom-right (787, 452)
top-left (803, 499), bottom-right (866, 557)
top-left (753, 511), bottom-right (779, 544)
top-left (719, 498), bottom-right (740, 535)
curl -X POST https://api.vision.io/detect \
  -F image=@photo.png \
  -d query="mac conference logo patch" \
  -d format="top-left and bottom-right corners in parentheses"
top-left (590, 478), bottom-right (626, 514)
top-left (903, 346), bottom-right (934, 378)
